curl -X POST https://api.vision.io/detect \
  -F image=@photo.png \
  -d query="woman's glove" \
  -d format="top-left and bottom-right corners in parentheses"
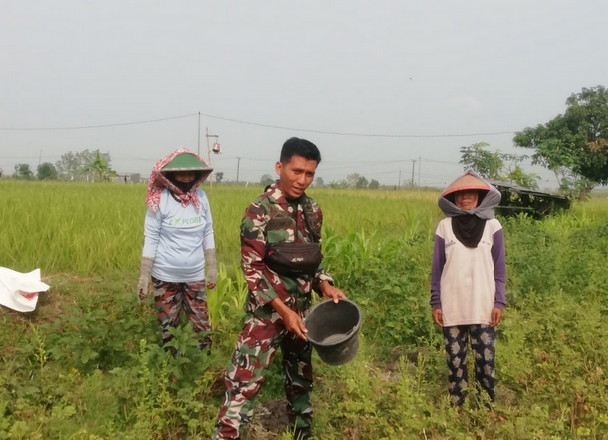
top-left (204, 248), bottom-right (217, 289)
top-left (137, 257), bottom-right (154, 299)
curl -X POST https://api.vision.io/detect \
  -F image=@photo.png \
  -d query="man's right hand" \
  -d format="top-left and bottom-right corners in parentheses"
top-left (271, 298), bottom-right (308, 341)
top-left (282, 308), bottom-right (308, 340)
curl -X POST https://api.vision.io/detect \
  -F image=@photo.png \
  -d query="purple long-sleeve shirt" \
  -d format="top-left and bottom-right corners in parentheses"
top-left (430, 218), bottom-right (506, 325)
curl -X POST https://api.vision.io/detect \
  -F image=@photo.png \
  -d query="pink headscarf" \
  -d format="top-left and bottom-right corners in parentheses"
top-left (145, 148), bottom-right (211, 213)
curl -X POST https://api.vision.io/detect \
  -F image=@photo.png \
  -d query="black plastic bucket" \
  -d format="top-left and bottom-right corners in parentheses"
top-left (305, 299), bottom-right (362, 366)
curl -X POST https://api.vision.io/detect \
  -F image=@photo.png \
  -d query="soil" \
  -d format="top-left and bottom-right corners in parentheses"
top-left (246, 399), bottom-right (291, 439)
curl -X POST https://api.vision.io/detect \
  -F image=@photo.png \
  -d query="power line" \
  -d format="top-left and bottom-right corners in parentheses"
top-left (0, 113), bottom-right (198, 131)
top-left (1, 111), bottom-right (517, 138)
top-left (197, 111), bottom-right (516, 138)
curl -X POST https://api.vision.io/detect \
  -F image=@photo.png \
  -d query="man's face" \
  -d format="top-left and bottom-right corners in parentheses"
top-left (275, 154), bottom-right (318, 199)
top-left (454, 190), bottom-right (479, 210)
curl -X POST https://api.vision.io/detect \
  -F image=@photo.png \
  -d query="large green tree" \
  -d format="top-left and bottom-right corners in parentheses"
top-left (81, 150), bottom-right (116, 182)
top-left (37, 162), bottom-right (58, 180)
top-left (459, 142), bottom-right (503, 180)
top-left (346, 173), bottom-right (369, 188)
top-left (260, 174), bottom-right (274, 186)
top-left (55, 149), bottom-right (114, 181)
top-left (55, 151), bottom-right (84, 181)
top-left (513, 85), bottom-right (608, 194)
top-left (14, 163), bottom-right (34, 180)
top-left (459, 142), bottom-right (538, 189)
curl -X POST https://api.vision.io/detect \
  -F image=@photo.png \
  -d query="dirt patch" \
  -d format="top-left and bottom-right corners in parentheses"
top-left (495, 385), bottom-right (518, 406)
top-left (208, 367), bottom-right (228, 398)
top-left (247, 399), bottom-right (291, 439)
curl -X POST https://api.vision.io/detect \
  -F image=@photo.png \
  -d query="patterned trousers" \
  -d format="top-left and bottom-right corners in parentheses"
top-left (443, 324), bottom-right (496, 405)
top-left (151, 277), bottom-right (211, 349)
top-left (213, 312), bottom-right (313, 439)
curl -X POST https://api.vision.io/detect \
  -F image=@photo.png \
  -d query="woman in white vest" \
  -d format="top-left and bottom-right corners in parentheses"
top-left (430, 170), bottom-right (506, 406)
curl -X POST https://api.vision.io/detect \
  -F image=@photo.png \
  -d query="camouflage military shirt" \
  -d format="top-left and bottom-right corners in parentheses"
top-left (240, 182), bottom-right (333, 317)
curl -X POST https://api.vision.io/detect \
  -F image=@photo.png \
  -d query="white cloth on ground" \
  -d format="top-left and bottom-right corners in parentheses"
top-left (0, 267), bottom-right (50, 312)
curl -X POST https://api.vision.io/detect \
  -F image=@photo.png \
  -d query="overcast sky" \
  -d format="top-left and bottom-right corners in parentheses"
top-left (1, 1), bottom-right (607, 188)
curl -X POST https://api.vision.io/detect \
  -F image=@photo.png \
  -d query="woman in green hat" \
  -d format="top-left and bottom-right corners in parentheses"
top-left (137, 148), bottom-right (217, 351)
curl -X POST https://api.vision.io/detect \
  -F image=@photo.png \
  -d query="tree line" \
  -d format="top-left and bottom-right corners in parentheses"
top-left (259, 173), bottom-right (382, 189)
top-left (10, 149), bottom-right (116, 182)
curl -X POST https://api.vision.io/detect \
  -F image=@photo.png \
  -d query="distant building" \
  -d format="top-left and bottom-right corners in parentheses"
top-left (114, 173), bottom-right (141, 184)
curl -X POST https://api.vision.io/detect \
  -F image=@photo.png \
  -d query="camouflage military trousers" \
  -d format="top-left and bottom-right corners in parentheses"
top-left (443, 324), bottom-right (496, 406)
top-left (213, 312), bottom-right (313, 439)
top-left (151, 277), bottom-right (211, 349)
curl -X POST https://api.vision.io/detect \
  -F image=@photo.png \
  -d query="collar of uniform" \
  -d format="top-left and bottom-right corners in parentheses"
top-left (266, 182), bottom-right (306, 207)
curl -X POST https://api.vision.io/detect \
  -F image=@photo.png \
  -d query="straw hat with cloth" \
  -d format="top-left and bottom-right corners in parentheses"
top-left (439, 169), bottom-right (501, 219)
top-left (438, 170), bottom-right (500, 248)
top-left (145, 148), bottom-right (213, 214)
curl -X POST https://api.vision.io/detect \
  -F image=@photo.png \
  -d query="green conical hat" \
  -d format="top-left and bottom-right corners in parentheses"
top-left (161, 153), bottom-right (212, 172)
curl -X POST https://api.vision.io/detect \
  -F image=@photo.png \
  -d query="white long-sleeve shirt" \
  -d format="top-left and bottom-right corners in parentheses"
top-left (142, 188), bottom-right (215, 282)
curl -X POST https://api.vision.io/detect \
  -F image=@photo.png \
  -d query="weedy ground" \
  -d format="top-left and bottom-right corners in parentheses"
top-left (0, 181), bottom-right (606, 439)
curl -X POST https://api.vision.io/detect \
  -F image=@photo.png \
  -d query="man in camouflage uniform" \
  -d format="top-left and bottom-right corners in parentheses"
top-left (213, 138), bottom-right (346, 440)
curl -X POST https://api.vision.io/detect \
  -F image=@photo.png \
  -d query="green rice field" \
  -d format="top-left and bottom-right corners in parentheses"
top-left (0, 180), bottom-right (607, 439)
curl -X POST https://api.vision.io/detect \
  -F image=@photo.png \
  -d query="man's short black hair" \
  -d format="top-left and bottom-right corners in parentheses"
top-left (280, 137), bottom-right (321, 164)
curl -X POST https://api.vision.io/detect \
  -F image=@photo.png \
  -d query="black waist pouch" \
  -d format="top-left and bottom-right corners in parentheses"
top-left (265, 242), bottom-right (322, 277)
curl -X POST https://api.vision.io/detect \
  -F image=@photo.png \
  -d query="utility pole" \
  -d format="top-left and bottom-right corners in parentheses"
top-left (197, 112), bottom-right (201, 156)
top-left (236, 157), bottom-right (241, 183)
top-left (205, 127), bottom-right (219, 166)
top-left (418, 156), bottom-right (421, 187)
top-left (411, 159), bottom-right (416, 187)
top-left (205, 127), bottom-right (219, 187)
top-left (398, 169), bottom-right (401, 189)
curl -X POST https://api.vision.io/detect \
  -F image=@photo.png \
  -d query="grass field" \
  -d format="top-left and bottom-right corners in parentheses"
top-left (0, 180), bottom-right (607, 439)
